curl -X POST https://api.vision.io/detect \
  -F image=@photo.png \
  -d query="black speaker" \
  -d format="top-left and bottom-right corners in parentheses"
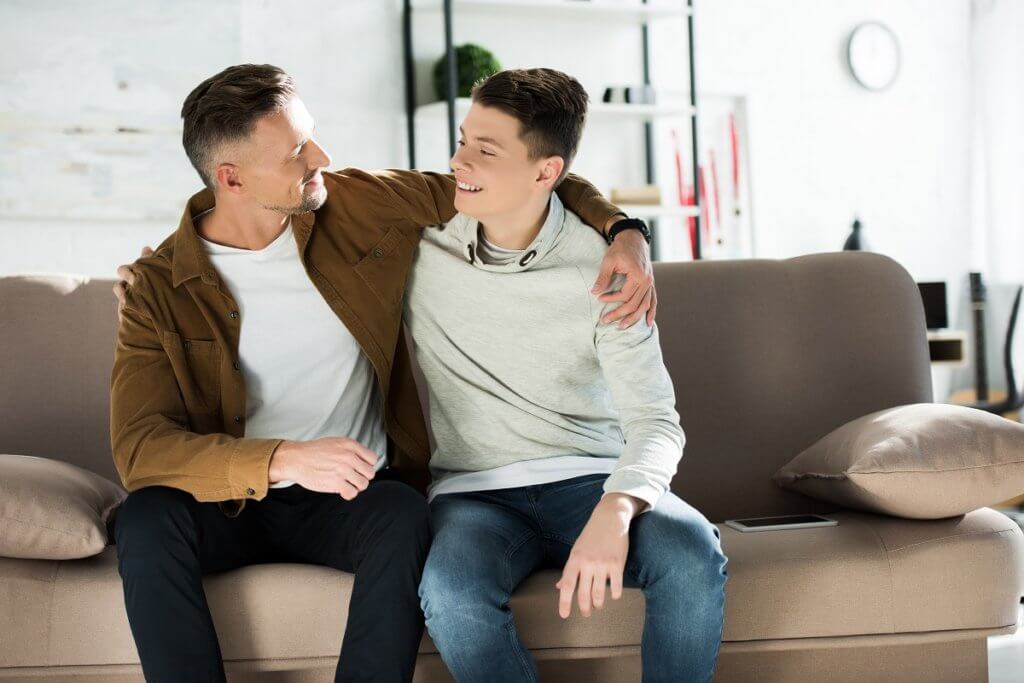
top-left (917, 281), bottom-right (948, 330)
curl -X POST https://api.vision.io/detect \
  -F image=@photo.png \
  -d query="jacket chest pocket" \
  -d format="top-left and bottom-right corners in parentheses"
top-left (353, 227), bottom-right (411, 310)
top-left (161, 330), bottom-right (222, 414)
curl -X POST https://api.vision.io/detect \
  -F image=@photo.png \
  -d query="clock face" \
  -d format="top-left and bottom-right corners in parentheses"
top-left (847, 22), bottom-right (901, 91)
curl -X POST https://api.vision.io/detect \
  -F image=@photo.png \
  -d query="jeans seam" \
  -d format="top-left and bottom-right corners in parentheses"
top-left (543, 531), bottom-right (577, 548)
top-left (525, 494), bottom-right (546, 531)
top-left (533, 475), bottom-right (606, 548)
top-left (503, 529), bottom-right (539, 682)
top-left (625, 558), bottom-right (642, 587)
top-left (505, 619), bottom-right (538, 682)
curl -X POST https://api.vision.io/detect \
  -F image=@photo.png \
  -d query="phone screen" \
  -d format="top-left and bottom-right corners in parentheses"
top-left (738, 515), bottom-right (830, 527)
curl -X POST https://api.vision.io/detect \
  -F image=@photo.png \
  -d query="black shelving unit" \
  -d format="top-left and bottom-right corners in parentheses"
top-left (402, 0), bottom-right (702, 260)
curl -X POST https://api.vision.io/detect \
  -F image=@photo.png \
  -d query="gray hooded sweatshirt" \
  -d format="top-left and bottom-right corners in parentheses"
top-left (404, 192), bottom-right (684, 511)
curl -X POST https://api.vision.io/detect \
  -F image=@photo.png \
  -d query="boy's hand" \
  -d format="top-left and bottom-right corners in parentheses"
top-left (555, 493), bottom-right (643, 619)
top-left (113, 246), bottom-right (154, 319)
top-left (591, 229), bottom-right (656, 329)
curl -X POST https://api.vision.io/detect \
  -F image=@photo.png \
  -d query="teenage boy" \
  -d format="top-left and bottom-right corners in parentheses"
top-left (109, 63), bottom-right (655, 683)
top-left (406, 68), bottom-right (729, 683)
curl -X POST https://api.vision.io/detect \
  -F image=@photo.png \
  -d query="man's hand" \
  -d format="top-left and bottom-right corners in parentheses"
top-left (591, 228), bottom-right (657, 329)
top-left (555, 493), bottom-right (644, 619)
top-left (113, 246), bottom-right (154, 318)
top-left (269, 437), bottom-right (378, 500)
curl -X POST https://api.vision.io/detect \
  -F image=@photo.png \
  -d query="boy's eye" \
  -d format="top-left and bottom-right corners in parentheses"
top-left (480, 149), bottom-right (495, 156)
top-left (457, 139), bottom-right (466, 146)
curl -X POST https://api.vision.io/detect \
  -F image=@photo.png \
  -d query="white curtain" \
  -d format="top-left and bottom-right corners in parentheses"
top-left (959, 0), bottom-right (1023, 403)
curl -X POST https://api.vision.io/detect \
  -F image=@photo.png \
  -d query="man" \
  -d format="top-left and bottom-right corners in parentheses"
top-left (110, 63), bottom-right (654, 683)
top-left (406, 68), bottom-right (729, 682)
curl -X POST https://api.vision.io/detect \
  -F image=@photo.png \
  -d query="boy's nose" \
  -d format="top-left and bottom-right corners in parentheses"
top-left (450, 149), bottom-right (470, 172)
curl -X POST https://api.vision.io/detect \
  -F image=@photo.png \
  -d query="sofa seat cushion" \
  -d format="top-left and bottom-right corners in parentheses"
top-left (1, 508), bottom-right (1020, 668)
top-left (719, 506), bottom-right (1023, 641)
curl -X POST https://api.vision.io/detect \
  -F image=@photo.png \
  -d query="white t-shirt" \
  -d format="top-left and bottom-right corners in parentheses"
top-left (198, 212), bottom-right (387, 488)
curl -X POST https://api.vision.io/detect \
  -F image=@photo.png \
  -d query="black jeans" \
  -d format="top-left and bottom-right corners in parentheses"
top-left (113, 470), bottom-right (430, 683)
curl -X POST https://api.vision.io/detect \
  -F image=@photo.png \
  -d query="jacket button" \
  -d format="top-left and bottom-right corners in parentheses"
top-left (229, 310), bottom-right (239, 319)
top-left (246, 488), bottom-right (255, 496)
top-left (234, 415), bottom-right (242, 423)
top-left (372, 247), bottom-right (385, 258)
top-left (233, 361), bottom-right (241, 371)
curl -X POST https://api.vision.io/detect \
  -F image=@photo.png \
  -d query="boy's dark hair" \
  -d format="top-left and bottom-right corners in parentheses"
top-left (181, 64), bottom-right (296, 191)
top-left (470, 68), bottom-right (588, 185)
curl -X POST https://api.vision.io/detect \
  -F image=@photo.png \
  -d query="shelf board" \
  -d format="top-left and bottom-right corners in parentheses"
top-left (618, 203), bottom-right (701, 218)
top-left (926, 330), bottom-right (967, 340)
top-left (591, 102), bottom-right (695, 118)
top-left (416, 98), bottom-right (694, 120)
top-left (411, 0), bottom-right (690, 21)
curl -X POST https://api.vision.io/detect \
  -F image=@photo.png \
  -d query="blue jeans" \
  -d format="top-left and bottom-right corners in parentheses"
top-left (419, 473), bottom-right (729, 683)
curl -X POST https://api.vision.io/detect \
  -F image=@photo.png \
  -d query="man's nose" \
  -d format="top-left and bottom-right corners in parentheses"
top-left (310, 139), bottom-right (331, 170)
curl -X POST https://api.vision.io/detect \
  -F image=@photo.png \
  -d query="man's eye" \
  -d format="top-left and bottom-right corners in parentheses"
top-left (457, 139), bottom-right (466, 146)
top-left (480, 149), bottom-right (495, 156)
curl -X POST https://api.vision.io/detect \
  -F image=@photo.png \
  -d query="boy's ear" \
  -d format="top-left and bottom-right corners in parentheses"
top-left (535, 156), bottom-right (565, 189)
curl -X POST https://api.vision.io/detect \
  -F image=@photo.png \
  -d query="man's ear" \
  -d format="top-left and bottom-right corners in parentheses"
top-left (214, 163), bottom-right (243, 193)
top-left (535, 156), bottom-right (565, 190)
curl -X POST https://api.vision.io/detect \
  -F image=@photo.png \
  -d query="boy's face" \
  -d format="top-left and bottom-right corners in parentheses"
top-left (450, 103), bottom-right (563, 220)
top-left (217, 96), bottom-right (333, 215)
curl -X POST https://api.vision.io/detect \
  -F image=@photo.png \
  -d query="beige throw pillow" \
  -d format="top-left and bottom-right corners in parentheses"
top-left (772, 403), bottom-right (1024, 519)
top-left (0, 454), bottom-right (126, 559)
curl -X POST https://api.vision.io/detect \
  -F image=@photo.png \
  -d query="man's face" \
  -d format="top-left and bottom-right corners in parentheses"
top-left (450, 103), bottom-right (563, 220)
top-left (219, 96), bottom-right (332, 214)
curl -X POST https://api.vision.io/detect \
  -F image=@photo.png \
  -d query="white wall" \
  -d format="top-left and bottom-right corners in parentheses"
top-left (0, 0), bottom-right (408, 275)
top-left (688, 0), bottom-right (975, 400)
top-left (0, 0), bottom-right (986, 399)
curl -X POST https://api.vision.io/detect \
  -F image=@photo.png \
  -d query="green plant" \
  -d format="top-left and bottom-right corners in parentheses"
top-left (432, 43), bottom-right (502, 100)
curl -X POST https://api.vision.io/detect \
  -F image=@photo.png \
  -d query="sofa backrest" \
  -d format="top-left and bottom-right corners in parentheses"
top-left (653, 251), bottom-right (933, 520)
top-left (0, 251), bottom-right (933, 522)
top-left (1, 275), bottom-right (122, 485)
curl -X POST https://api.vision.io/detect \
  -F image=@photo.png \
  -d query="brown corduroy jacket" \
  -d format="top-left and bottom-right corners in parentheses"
top-left (110, 168), bottom-right (624, 517)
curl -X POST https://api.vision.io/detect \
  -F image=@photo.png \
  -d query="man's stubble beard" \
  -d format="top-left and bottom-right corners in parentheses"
top-left (263, 183), bottom-right (328, 215)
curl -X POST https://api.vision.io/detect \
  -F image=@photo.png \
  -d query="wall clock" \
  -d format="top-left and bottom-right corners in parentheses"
top-left (847, 21), bottom-right (901, 91)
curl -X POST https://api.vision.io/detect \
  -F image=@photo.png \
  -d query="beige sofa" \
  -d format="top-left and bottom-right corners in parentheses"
top-left (1, 251), bottom-right (1022, 682)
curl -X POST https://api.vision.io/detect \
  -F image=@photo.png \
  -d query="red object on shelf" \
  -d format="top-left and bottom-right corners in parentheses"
top-left (708, 149), bottom-right (722, 239)
top-left (685, 183), bottom-right (697, 259)
top-left (729, 114), bottom-right (740, 203)
top-left (698, 164), bottom-right (710, 250)
top-left (672, 128), bottom-right (699, 260)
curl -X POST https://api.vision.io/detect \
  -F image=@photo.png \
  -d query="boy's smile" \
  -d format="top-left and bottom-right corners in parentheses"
top-left (451, 102), bottom-right (564, 249)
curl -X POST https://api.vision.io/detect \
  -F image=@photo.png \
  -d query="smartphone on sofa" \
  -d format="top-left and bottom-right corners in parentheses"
top-left (725, 514), bottom-right (837, 532)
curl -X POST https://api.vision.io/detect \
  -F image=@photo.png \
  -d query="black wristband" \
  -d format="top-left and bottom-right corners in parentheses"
top-left (606, 217), bottom-right (652, 245)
